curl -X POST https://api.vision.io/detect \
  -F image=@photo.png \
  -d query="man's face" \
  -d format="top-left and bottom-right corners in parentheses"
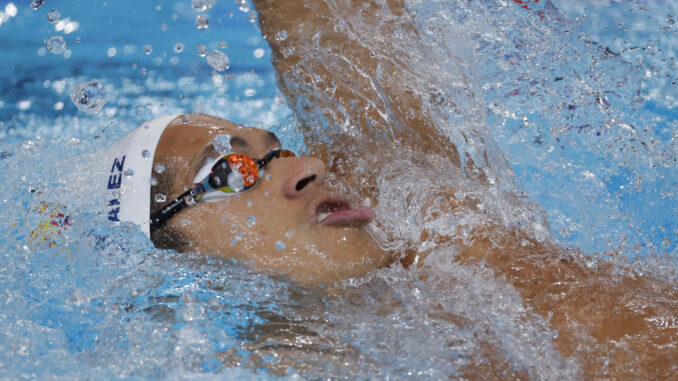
top-left (152, 114), bottom-right (391, 284)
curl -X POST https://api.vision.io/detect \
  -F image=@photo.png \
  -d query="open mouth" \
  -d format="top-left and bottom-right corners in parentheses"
top-left (314, 196), bottom-right (375, 226)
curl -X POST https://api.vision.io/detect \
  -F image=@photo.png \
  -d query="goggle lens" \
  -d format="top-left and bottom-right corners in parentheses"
top-left (226, 154), bottom-right (258, 186)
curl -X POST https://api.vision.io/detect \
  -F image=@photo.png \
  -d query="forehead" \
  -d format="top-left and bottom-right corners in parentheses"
top-left (156, 114), bottom-right (279, 159)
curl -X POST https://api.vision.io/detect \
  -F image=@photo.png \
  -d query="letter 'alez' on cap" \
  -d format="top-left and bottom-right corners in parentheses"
top-left (102, 114), bottom-right (180, 237)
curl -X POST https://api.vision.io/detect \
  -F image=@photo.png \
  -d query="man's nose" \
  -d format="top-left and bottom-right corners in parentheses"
top-left (281, 157), bottom-right (326, 199)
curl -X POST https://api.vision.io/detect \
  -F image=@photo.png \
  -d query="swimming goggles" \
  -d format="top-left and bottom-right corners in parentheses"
top-left (150, 148), bottom-right (295, 232)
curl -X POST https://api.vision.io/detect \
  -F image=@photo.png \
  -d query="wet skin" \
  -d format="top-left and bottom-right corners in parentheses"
top-left (152, 114), bottom-right (392, 284)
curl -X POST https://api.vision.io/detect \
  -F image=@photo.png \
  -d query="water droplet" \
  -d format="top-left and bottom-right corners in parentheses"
top-left (174, 43), bottom-right (184, 53)
top-left (143, 44), bottom-right (152, 55)
top-left (46, 36), bottom-right (66, 55)
top-left (30, 0), bottom-right (45, 10)
top-left (274, 30), bottom-right (288, 41)
top-left (191, 0), bottom-right (216, 11)
top-left (195, 14), bottom-right (209, 29)
top-left (253, 48), bottom-right (265, 58)
top-left (263, 190), bottom-right (269, 197)
top-left (197, 44), bottom-right (207, 57)
top-left (265, 173), bottom-right (272, 181)
top-left (155, 193), bottom-right (167, 203)
top-left (154, 164), bottom-right (166, 174)
top-left (212, 134), bottom-right (232, 154)
top-left (142, 149), bottom-right (151, 158)
top-left (124, 168), bottom-right (134, 177)
top-left (231, 224), bottom-right (238, 233)
top-left (219, 41), bottom-right (227, 49)
top-left (246, 175), bottom-right (254, 183)
top-left (275, 241), bottom-right (286, 251)
top-left (246, 216), bottom-right (256, 227)
top-left (230, 233), bottom-right (243, 246)
top-left (236, 0), bottom-right (249, 12)
top-left (285, 229), bottom-right (294, 239)
top-left (150, 177), bottom-right (159, 186)
top-left (69, 81), bottom-right (107, 113)
top-left (180, 219), bottom-right (188, 226)
top-left (181, 115), bottom-right (190, 123)
top-left (227, 171), bottom-right (245, 191)
top-left (248, 11), bottom-right (257, 23)
top-left (246, 200), bottom-right (252, 207)
top-left (47, 9), bottom-right (61, 24)
top-left (207, 50), bottom-right (230, 71)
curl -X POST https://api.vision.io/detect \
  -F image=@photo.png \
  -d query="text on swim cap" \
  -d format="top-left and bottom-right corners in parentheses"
top-left (107, 155), bottom-right (126, 222)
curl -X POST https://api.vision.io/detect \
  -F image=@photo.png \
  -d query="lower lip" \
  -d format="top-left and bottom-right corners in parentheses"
top-left (319, 207), bottom-right (375, 226)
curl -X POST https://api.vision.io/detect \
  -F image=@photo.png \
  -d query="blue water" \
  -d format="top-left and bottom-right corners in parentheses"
top-left (1, 0), bottom-right (676, 379)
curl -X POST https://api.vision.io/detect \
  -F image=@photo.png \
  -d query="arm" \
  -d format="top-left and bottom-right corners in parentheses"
top-left (253, 0), bottom-right (463, 167)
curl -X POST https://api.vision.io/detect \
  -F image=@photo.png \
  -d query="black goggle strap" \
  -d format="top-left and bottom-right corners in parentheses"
top-left (149, 186), bottom-right (203, 233)
top-left (255, 148), bottom-right (282, 168)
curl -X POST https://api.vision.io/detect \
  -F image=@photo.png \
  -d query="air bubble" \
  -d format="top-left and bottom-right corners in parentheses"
top-left (47, 36), bottom-right (66, 55)
top-left (207, 50), bottom-right (230, 71)
top-left (174, 43), bottom-right (184, 53)
top-left (212, 134), bottom-right (232, 154)
top-left (248, 11), bottom-right (257, 23)
top-left (107, 47), bottom-right (117, 57)
top-left (275, 241), bottom-right (286, 251)
top-left (180, 219), bottom-right (188, 227)
top-left (285, 229), bottom-right (294, 239)
top-left (244, 88), bottom-right (256, 97)
top-left (197, 44), bottom-right (207, 57)
top-left (155, 193), bottom-right (167, 203)
top-left (246, 216), bottom-right (256, 227)
top-left (124, 169), bottom-right (134, 177)
top-left (30, 0), bottom-right (45, 10)
top-left (47, 9), bottom-right (61, 24)
top-left (69, 81), bottom-right (107, 113)
top-left (151, 177), bottom-right (159, 186)
top-left (246, 200), bottom-right (252, 207)
top-left (181, 115), bottom-right (190, 123)
top-left (143, 45), bottom-right (152, 55)
top-left (154, 164), bottom-right (166, 174)
top-left (195, 14), bottom-right (209, 29)
top-left (219, 41), bottom-right (227, 49)
top-left (265, 173), bottom-right (272, 181)
top-left (142, 149), bottom-right (151, 158)
top-left (253, 48), bottom-right (264, 58)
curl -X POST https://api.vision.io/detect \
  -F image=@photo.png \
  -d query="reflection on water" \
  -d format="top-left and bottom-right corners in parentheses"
top-left (0, 0), bottom-right (676, 379)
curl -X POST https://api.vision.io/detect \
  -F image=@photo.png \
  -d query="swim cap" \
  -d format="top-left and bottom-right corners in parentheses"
top-left (101, 114), bottom-right (179, 237)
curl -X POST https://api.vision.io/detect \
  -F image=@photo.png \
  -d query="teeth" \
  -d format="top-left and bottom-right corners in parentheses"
top-left (317, 212), bottom-right (331, 222)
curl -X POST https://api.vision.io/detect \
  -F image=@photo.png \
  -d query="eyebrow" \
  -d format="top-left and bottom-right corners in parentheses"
top-left (266, 131), bottom-right (281, 146)
top-left (229, 136), bottom-right (249, 149)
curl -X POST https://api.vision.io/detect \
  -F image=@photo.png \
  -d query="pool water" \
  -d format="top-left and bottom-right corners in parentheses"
top-left (0, 0), bottom-right (676, 379)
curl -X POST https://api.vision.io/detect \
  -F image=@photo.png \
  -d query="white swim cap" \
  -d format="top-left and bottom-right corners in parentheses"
top-left (100, 114), bottom-right (180, 237)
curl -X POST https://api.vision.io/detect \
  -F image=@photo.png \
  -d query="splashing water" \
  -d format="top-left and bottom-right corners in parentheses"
top-left (207, 50), bottom-right (229, 71)
top-left (47, 8), bottom-right (61, 24)
top-left (69, 81), bottom-right (106, 113)
top-left (46, 35), bottom-right (66, 54)
top-left (0, 0), bottom-right (676, 380)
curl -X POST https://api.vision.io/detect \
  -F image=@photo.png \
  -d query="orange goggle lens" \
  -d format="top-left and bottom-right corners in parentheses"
top-left (226, 154), bottom-right (258, 186)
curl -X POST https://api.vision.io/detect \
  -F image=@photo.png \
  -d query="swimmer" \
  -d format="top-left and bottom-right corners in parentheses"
top-left (98, 0), bottom-right (676, 378)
